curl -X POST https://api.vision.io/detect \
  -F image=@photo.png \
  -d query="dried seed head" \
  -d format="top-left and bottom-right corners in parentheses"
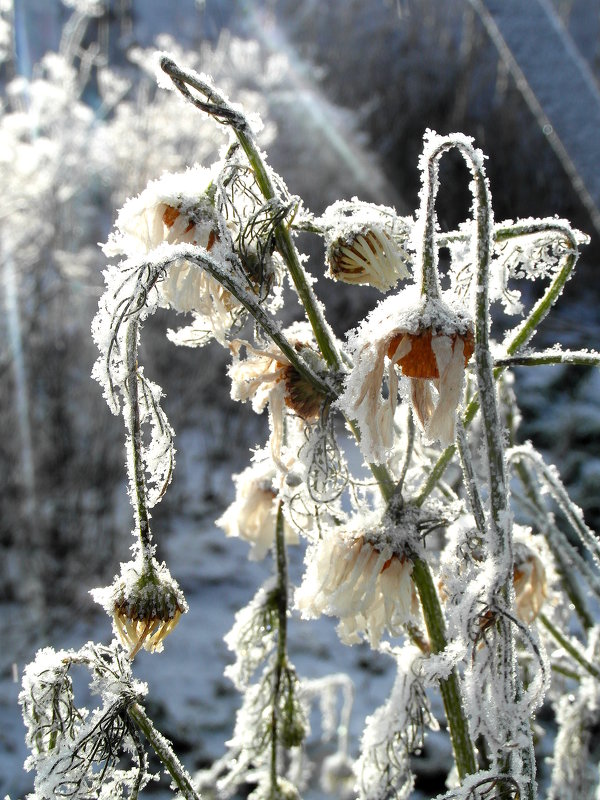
top-left (91, 559), bottom-right (187, 659)
top-left (281, 360), bottom-right (324, 421)
top-left (327, 225), bottom-right (409, 292)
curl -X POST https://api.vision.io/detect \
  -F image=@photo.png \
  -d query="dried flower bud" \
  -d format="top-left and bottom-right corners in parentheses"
top-left (91, 559), bottom-right (187, 659)
top-left (327, 225), bottom-right (410, 292)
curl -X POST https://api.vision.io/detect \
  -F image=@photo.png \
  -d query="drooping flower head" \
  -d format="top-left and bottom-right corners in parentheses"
top-left (103, 163), bottom-right (244, 344)
top-left (228, 323), bottom-right (327, 465)
top-left (339, 285), bottom-right (473, 463)
top-left (322, 199), bottom-right (411, 292)
top-left (217, 457), bottom-right (299, 560)
top-left (295, 515), bottom-right (419, 648)
top-left (512, 529), bottom-right (548, 624)
top-left (91, 557), bottom-right (187, 659)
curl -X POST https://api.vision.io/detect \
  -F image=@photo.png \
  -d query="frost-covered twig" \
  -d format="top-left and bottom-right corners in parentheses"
top-left (508, 444), bottom-right (600, 568)
top-left (128, 702), bottom-right (202, 800)
top-left (495, 348), bottom-right (600, 368)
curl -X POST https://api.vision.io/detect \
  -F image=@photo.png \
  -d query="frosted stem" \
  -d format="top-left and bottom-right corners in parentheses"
top-left (169, 247), bottom-right (333, 398)
top-left (160, 57), bottom-right (343, 371)
top-left (462, 141), bottom-right (535, 798)
top-left (419, 154), bottom-right (442, 299)
top-left (270, 502), bottom-right (288, 794)
top-left (495, 350), bottom-right (600, 368)
top-left (411, 558), bottom-right (477, 779)
top-left (539, 614), bottom-right (600, 681)
top-left (456, 419), bottom-right (487, 538)
top-left (124, 320), bottom-right (154, 566)
top-left (128, 703), bottom-right (202, 800)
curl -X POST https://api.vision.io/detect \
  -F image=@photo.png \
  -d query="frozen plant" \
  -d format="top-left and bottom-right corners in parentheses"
top-left (17, 49), bottom-right (600, 800)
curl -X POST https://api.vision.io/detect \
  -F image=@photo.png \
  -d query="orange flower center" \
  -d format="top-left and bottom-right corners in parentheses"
top-left (387, 328), bottom-right (474, 379)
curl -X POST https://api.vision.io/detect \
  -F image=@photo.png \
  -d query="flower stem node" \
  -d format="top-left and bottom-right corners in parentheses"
top-left (91, 558), bottom-right (188, 659)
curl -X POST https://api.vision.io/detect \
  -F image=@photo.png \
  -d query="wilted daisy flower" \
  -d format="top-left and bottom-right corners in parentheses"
top-left (513, 529), bottom-right (548, 624)
top-left (103, 163), bottom-right (244, 344)
top-left (228, 323), bottom-right (327, 463)
top-left (217, 458), bottom-right (299, 560)
top-left (91, 557), bottom-right (187, 659)
top-left (295, 521), bottom-right (419, 648)
top-left (339, 285), bottom-right (474, 462)
top-left (322, 199), bottom-right (411, 292)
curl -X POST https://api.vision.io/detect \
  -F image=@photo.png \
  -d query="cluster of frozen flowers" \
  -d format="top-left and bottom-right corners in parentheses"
top-left (17, 50), bottom-right (600, 800)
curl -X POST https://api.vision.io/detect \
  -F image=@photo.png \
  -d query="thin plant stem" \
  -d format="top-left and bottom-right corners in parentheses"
top-left (456, 419), bottom-right (487, 538)
top-left (124, 321), bottom-right (154, 569)
top-left (270, 502), bottom-right (288, 794)
top-left (539, 614), bottom-right (600, 680)
top-left (411, 558), bottom-right (477, 779)
top-left (128, 702), bottom-right (202, 800)
top-left (495, 350), bottom-right (600, 368)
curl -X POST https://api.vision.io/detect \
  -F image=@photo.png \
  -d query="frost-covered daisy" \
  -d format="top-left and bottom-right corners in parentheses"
top-left (217, 459), bottom-right (299, 560)
top-left (339, 285), bottom-right (473, 462)
top-left (513, 531), bottom-right (548, 624)
top-left (228, 323), bottom-right (326, 464)
top-left (295, 524), bottom-right (419, 648)
top-left (91, 557), bottom-right (187, 659)
top-left (322, 199), bottom-right (411, 292)
top-left (103, 164), bottom-right (243, 343)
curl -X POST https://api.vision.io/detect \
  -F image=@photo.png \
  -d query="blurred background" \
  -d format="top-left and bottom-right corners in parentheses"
top-left (1, 1), bottom-right (600, 797)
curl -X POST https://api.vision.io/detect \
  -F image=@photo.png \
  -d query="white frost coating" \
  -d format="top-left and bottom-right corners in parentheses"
top-left (224, 577), bottom-right (278, 690)
top-left (439, 514), bottom-right (550, 762)
top-left (295, 518), bottom-right (418, 647)
top-left (92, 250), bottom-right (176, 510)
top-left (103, 163), bottom-right (244, 345)
top-left (217, 459), bottom-right (299, 561)
top-left (338, 287), bottom-right (473, 461)
top-left (549, 662), bottom-right (600, 800)
top-left (20, 643), bottom-right (149, 799)
top-left (355, 645), bottom-right (439, 800)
